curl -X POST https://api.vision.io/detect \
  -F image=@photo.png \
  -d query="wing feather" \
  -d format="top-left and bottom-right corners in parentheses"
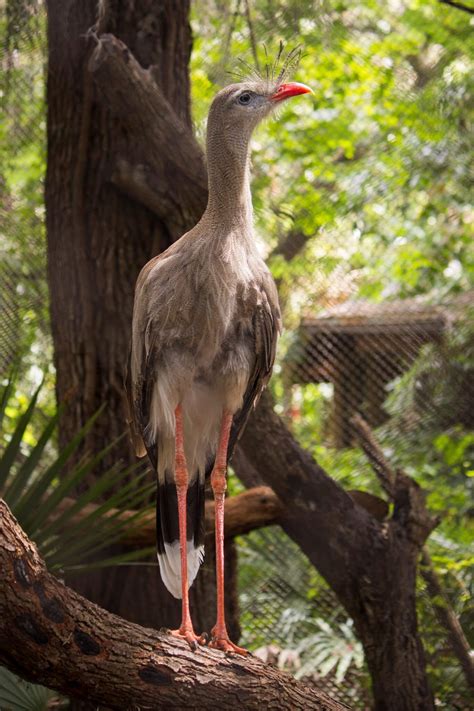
top-left (227, 273), bottom-right (281, 461)
top-left (124, 350), bottom-right (147, 458)
top-left (125, 254), bottom-right (164, 465)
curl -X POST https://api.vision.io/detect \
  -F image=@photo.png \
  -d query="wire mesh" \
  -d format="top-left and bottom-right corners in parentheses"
top-left (1, 1), bottom-right (472, 709)
top-left (1, 0), bottom-right (49, 376)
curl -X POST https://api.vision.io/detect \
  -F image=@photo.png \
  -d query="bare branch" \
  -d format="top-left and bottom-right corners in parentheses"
top-left (438, 0), bottom-right (474, 15)
top-left (351, 413), bottom-right (396, 498)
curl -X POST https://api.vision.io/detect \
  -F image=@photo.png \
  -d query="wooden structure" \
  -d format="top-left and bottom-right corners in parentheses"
top-left (285, 295), bottom-right (470, 448)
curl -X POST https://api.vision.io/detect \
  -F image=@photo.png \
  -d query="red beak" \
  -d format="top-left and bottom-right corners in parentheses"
top-left (270, 82), bottom-right (313, 103)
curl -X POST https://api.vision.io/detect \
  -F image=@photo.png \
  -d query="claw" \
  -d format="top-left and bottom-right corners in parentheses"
top-left (168, 627), bottom-right (206, 651)
top-left (208, 635), bottom-right (249, 655)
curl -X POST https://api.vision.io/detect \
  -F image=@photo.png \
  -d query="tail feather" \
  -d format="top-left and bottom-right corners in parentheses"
top-left (156, 475), bottom-right (205, 599)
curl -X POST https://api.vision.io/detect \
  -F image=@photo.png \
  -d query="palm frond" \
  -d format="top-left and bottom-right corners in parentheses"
top-left (0, 381), bottom-right (42, 490)
top-left (0, 375), bottom-right (153, 572)
top-left (0, 665), bottom-right (60, 710)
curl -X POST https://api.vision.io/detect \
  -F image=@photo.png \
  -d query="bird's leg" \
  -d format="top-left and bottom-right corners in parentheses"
top-left (169, 404), bottom-right (205, 650)
top-left (209, 411), bottom-right (248, 655)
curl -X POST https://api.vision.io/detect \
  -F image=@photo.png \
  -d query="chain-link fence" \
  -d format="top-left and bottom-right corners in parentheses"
top-left (1, 0), bottom-right (49, 377)
top-left (1, 1), bottom-right (472, 708)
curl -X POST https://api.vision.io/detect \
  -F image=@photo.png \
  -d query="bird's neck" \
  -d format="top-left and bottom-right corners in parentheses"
top-left (203, 133), bottom-right (254, 234)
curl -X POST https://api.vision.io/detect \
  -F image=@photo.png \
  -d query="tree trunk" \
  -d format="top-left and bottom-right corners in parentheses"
top-left (352, 539), bottom-right (433, 709)
top-left (45, 0), bottom-right (238, 646)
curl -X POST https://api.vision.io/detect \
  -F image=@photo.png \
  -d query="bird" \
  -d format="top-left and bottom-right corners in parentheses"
top-left (126, 73), bottom-right (312, 654)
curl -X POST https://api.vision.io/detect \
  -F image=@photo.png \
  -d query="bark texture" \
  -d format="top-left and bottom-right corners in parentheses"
top-left (0, 501), bottom-right (346, 711)
top-left (45, 0), bottom-right (236, 642)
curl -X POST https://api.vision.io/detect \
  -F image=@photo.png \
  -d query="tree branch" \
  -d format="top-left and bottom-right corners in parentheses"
top-left (51, 484), bottom-right (386, 552)
top-left (438, 0), bottom-right (474, 15)
top-left (351, 415), bottom-right (473, 688)
top-left (51, 486), bottom-right (285, 547)
top-left (0, 499), bottom-right (348, 711)
top-left (237, 393), bottom-right (378, 603)
top-left (88, 34), bottom-right (208, 237)
top-left (351, 413), bottom-right (396, 498)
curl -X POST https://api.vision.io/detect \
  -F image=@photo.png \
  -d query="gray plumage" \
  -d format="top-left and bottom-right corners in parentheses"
top-left (127, 80), bottom-right (300, 598)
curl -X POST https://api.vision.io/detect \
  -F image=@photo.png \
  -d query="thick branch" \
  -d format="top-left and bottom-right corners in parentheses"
top-left (0, 500), bottom-right (347, 711)
top-left (88, 34), bottom-right (208, 236)
top-left (238, 393), bottom-right (380, 602)
top-left (51, 486), bottom-right (284, 547)
top-left (51, 485), bottom-right (386, 551)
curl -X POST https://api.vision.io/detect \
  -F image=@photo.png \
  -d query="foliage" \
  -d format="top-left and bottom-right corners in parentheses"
top-left (0, 375), bottom-right (154, 572)
top-left (0, 1), bottom-right (49, 380)
top-left (192, 0), bottom-right (474, 311)
top-left (289, 617), bottom-right (364, 683)
top-left (0, 666), bottom-right (64, 711)
top-left (0, 372), bottom-right (155, 709)
top-left (237, 524), bottom-right (370, 702)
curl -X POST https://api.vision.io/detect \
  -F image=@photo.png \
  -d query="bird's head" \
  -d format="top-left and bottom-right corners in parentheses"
top-left (207, 79), bottom-right (312, 154)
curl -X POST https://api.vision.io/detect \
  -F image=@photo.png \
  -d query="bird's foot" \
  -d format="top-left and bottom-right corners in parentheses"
top-left (208, 625), bottom-right (249, 656)
top-left (166, 627), bottom-right (207, 651)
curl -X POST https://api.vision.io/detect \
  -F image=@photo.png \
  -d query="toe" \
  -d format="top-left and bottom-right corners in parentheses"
top-left (209, 637), bottom-right (249, 656)
top-left (168, 627), bottom-right (205, 651)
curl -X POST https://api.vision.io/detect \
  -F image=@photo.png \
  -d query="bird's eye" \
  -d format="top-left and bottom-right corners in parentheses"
top-left (239, 92), bottom-right (252, 105)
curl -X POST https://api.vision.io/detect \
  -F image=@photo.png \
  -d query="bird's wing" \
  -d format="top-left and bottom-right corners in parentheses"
top-left (124, 348), bottom-right (147, 458)
top-left (227, 271), bottom-right (281, 461)
top-left (124, 255), bottom-right (164, 463)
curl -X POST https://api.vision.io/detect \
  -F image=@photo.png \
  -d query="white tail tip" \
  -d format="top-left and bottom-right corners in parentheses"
top-left (158, 541), bottom-right (204, 599)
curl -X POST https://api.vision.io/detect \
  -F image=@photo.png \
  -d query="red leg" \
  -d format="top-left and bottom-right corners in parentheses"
top-left (209, 411), bottom-right (248, 655)
top-left (169, 405), bottom-right (205, 649)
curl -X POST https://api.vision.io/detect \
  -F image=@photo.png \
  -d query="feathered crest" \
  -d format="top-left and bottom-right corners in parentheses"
top-left (227, 41), bottom-right (303, 88)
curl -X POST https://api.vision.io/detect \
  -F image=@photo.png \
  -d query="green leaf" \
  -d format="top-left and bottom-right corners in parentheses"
top-left (0, 381), bottom-right (42, 492)
top-left (0, 666), bottom-right (56, 711)
top-left (23, 433), bottom-right (122, 535)
top-left (3, 410), bottom-right (60, 508)
top-left (13, 406), bottom-right (104, 525)
top-left (0, 375), bottom-right (17, 432)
